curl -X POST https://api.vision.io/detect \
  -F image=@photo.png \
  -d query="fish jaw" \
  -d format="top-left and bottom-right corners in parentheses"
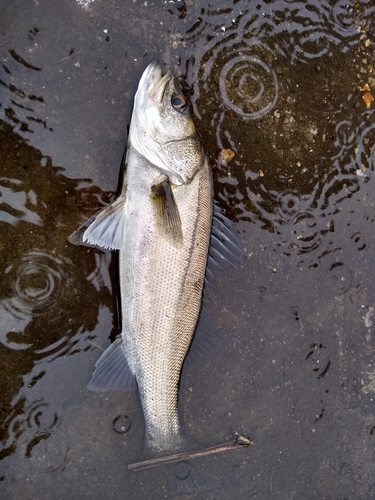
top-left (133, 60), bottom-right (167, 112)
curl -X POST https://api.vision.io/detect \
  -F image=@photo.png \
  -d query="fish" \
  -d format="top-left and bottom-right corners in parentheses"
top-left (79, 61), bottom-right (246, 457)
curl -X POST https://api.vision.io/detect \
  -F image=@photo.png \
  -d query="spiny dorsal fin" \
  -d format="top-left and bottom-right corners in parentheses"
top-left (151, 179), bottom-right (183, 246)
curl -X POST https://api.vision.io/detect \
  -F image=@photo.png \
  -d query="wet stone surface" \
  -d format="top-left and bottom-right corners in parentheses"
top-left (1, 0), bottom-right (375, 498)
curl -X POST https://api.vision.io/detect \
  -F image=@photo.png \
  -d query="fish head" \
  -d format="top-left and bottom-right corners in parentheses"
top-left (129, 61), bottom-right (203, 186)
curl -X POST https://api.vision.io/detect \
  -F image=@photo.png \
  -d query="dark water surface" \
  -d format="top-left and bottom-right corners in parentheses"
top-left (1, 0), bottom-right (375, 498)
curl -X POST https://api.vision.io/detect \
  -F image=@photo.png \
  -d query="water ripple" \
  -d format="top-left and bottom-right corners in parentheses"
top-left (2, 251), bottom-right (73, 325)
top-left (0, 121), bottom-right (115, 362)
top-left (330, 1), bottom-right (357, 37)
top-left (354, 110), bottom-right (375, 175)
top-left (1, 396), bottom-right (60, 461)
top-left (179, 0), bottom-right (373, 264)
top-left (219, 49), bottom-right (278, 120)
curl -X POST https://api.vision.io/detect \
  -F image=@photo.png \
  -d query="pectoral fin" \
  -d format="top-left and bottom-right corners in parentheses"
top-left (68, 215), bottom-right (98, 248)
top-left (151, 179), bottom-right (182, 245)
top-left (83, 196), bottom-right (127, 250)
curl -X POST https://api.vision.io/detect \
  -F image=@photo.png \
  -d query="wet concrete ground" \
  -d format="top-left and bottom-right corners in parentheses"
top-left (1, 0), bottom-right (375, 498)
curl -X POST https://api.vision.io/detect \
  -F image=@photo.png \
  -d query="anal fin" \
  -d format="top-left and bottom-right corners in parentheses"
top-left (88, 337), bottom-right (137, 392)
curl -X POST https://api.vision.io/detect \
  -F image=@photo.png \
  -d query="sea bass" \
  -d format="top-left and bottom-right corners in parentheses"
top-left (82, 61), bottom-right (245, 457)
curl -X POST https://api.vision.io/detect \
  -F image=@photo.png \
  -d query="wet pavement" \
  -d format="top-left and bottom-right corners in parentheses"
top-left (1, 0), bottom-right (375, 498)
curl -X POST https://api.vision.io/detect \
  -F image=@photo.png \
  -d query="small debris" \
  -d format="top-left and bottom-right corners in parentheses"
top-left (363, 92), bottom-right (374, 109)
top-left (170, 33), bottom-right (187, 49)
top-left (217, 148), bottom-right (235, 167)
top-left (59, 50), bottom-right (81, 62)
top-left (359, 83), bottom-right (370, 92)
top-left (356, 163), bottom-right (368, 177)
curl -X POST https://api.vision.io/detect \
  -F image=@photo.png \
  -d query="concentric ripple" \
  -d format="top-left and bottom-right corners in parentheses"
top-left (188, 36), bottom-right (279, 123)
top-left (1, 396), bottom-right (60, 461)
top-left (3, 250), bottom-right (73, 320)
top-left (219, 53), bottom-right (278, 119)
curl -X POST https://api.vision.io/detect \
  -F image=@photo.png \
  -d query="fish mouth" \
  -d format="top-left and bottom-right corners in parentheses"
top-left (147, 62), bottom-right (172, 104)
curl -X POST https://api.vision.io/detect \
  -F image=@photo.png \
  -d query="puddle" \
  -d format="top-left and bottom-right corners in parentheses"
top-left (1, 0), bottom-right (375, 498)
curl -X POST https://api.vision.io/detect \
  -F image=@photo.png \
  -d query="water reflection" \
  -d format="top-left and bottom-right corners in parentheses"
top-left (0, 121), bottom-right (115, 460)
top-left (179, 0), bottom-right (375, 266)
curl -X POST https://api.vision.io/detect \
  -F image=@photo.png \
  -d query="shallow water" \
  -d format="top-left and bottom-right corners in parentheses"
top-left (1, 0), bottom-right (375, 498)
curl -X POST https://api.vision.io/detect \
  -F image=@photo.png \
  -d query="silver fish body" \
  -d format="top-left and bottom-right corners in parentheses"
top-left (119, 145), bottom-right (212, 453)
top-left (81, 61), bottom-right (245, 457)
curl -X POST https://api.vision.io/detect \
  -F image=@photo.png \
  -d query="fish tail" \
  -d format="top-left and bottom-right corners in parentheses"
top-left (142, 428), bottom-right (196, 460)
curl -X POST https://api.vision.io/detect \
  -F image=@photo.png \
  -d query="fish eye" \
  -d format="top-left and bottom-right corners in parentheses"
top-left (171, 94), bottom-right (188, 113)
